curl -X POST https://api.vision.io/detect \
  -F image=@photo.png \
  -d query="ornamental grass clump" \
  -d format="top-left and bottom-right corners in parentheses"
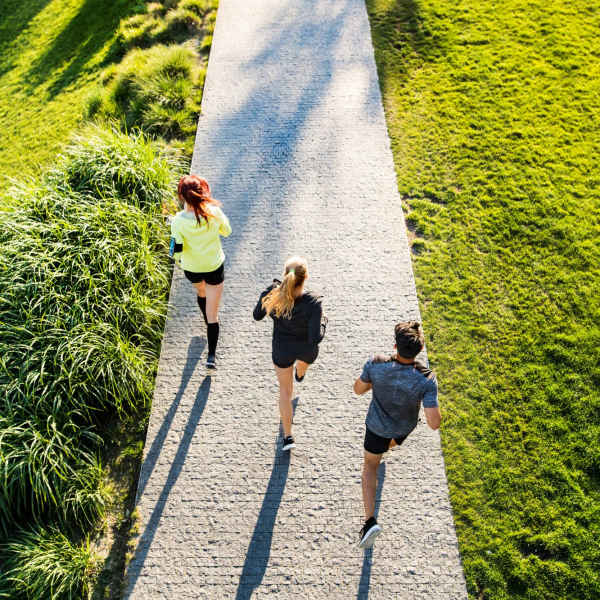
top-left (0, 411), bottom-right (105, 537)
top-left (115, 0), bottom-right (217, 50)
top-left (87, 44), bottom-right (204, 147)
top-left (49, 125), bottom-right (182, 211)
top-left (0, 527), bottom-right (97, 600)
top-left (0, 128), bottom-right (180, 421)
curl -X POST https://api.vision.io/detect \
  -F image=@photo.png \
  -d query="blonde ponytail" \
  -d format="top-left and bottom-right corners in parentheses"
top-left (262, 256), bottom-right (308, 319)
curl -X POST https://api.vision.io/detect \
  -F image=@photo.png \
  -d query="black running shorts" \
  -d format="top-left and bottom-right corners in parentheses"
top-left (272, 340), bottom-right (319, 369)
top-left (184, 262), bottom-right (225, 285)
top-left (364, 427), bottom-right (408, 455)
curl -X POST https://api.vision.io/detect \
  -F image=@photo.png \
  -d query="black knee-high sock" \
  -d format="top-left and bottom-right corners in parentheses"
top-left (207, 322), bottom-right (219, 356)
top-left (196, 296), bottom-right (208, 325)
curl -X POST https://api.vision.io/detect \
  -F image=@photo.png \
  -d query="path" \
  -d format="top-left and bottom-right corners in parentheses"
top-left (124, 1), bottom-right (468, 598)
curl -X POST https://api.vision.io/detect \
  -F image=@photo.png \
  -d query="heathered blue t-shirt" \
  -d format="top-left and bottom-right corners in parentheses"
top-left (360, 356), bottom-right (438, 438)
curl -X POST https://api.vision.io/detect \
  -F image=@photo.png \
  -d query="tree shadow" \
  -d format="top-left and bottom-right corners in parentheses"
top-left (0, 0), bottom-right (53, 53)
top-left (357, 462), bottom-right (386, 599)
top-left (365, 0), bottom-right (443, 97)
top-left (190, 0), bottom-right (358, 271)
top-left (234, 398), bottom-right (299, 600)
top-left (124, 376), bottom-right (212, 596)
top-left (23, 0), bottom-right (141, 99)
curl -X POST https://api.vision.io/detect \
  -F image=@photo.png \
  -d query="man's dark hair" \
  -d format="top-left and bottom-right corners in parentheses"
top-left (394, 321), bottom-right (424, 358)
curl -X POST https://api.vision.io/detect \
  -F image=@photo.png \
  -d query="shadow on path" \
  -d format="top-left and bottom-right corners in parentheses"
top-left (135, 336), bottom-right (205, 502)
top-left (357, 462), bottom-right (386, 599)
top-left (126, 376), bottom-right (212, 593)
top-left (234, 398), bottom-right (298, 600)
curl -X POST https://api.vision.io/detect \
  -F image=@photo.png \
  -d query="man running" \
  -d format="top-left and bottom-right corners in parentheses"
top-left (353, 321), bottom-right (441, 549)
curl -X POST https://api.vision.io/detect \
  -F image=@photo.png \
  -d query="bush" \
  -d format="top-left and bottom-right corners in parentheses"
top-left (1, 527), bottom-right (97, 600)
top-left (116, 0), bottom-right (217, 50)
top-left (0, 128), bottom-right (180, 420)
top-left (48, 125), bottom-right (182, 210)
top-left (88, 45), bottom-right (204, 145)
top-left (0, 411), bottom-right (105, 537)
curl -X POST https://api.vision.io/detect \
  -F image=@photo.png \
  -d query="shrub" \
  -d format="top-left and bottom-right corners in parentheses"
top-left (0, 411), bottom-right (105, 536)
top-left (1, 527), bottom-right (97, 600)
top-left (0, 128), bottom-right (180, 420)
top-left (49, 125), bottom-right (182, 210)
top-left (115, 0), bottom-right (217, 50)
top-left (88, 45), bottom-right (204, 144)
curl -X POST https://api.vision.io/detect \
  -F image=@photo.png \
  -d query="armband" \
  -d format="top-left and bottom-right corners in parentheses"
top-left (169, 237), bottom-right (183, 257)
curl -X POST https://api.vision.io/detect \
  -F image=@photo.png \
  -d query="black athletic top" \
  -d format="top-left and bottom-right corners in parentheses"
top-left (253, 280), bottom-right (324, 345)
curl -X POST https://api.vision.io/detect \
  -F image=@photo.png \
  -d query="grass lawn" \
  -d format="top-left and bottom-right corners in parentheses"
top-left (0, 0), bottom-right (141, 193)
top-left (366, 1), bottom-right (600, 598)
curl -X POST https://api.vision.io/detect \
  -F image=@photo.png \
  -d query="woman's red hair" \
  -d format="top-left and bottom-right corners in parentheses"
top-left (177, 175), bottom-right (221, 226)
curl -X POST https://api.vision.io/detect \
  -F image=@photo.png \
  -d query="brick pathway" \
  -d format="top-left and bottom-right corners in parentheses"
top-left (124, 1), bottom-right (468, 598)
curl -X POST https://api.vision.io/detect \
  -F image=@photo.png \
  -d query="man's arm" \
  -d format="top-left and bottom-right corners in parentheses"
top-left (424, 406), bottom-right (441, 430)
top-left (354, 359), bottom-right (373, 394)
top-left (353, 377), bottom-right (372, 395)
top-left (422, 374), bottom-right (441, 430)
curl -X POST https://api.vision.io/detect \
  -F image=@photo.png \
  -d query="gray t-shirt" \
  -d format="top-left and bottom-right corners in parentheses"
top-left (361, 356), bottom-right (438, 438)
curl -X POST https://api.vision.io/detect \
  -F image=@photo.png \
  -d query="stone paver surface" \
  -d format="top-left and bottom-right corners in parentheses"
top-left (125, 1), bottom-right (468, 598)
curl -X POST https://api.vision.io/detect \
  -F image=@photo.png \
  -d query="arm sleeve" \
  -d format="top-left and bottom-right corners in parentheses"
top-left (253, 286), bottom-right (273, 321)
top-left (307, 299), bottom-right (323, 345)
top-left (422, 374), bottom-right (439, 408)
top-left (359, 360), bottom-right (372, 383)
top-left (217, 208), bottom-right (232, 237)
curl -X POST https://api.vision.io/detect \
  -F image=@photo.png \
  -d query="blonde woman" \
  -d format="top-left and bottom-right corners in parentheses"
top-left (253, 257), bottom-right (324, 450)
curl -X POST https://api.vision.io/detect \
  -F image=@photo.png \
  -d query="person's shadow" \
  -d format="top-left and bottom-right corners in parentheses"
top-left (357, 462), bottom-right (387, 599)
top-left (234, 398), bottom-right (298, 600)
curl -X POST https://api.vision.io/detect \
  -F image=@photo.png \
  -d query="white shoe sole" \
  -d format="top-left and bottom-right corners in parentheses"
top-left (359, 524), bottom-right (382, 549)
top-left (282, 442), bottom-right (296, 451)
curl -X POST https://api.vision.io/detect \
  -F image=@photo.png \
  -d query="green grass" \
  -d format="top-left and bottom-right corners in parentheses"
top-left (366, 1), bottom-right (600, 598)
top-left (0, 527), bottom-right (97, 600)
top-left (87, 43), bottom-right (207, 154)
top-left (0, 128), bottom-right (183, 598)
top-left (0, 1), bottom-right (217, 596)
top-left (0, 0), bottom-right (144, 193)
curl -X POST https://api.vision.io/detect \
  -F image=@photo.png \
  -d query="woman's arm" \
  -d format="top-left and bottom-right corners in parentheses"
top-left (253, 286), bottom-right (274, 321)
top-left (217, 208), bottom-right (232, 237)
top-left (170, 219), bottom-right (184, 265)
top-left (307, 299), bottom-right (323, 345)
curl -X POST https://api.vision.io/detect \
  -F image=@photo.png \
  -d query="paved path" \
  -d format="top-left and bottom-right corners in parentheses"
top-left (125, 1), bottom-right (468, 598)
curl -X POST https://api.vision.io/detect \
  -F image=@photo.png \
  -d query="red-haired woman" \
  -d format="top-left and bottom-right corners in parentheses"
top-left (170, 175), bottom-right (232, 369)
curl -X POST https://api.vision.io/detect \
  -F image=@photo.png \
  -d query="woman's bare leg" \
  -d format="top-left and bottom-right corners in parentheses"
top-left (192, 281), bottom-right (206, 299)
top-left (205, 282), bottom-right (224, 323)
top-left (295, 359), bottom-right (311, 379)
top-left (275, 365), bottom-right (294, 437)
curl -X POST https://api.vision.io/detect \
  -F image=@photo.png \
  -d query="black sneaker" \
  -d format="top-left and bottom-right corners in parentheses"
top-left (358, 517), bottom-right (382, 549)
top-left (282, 436), bottom-right (295, 451)
top-left (206, 354), bottom-right (216, 370)
top-left (294, 367), bottom-right (305, 382)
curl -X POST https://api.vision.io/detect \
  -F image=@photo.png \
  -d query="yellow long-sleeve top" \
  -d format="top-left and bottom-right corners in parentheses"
top-left (170, 206), bottom-right (232, 273)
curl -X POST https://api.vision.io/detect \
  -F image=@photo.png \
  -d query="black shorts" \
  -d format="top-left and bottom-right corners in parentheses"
top-left (272, 341), bottom-right (319, 369)
top-left (184, 263), bottom-right (225, 285)
top-left (364, 427), bottom-right (408, 455)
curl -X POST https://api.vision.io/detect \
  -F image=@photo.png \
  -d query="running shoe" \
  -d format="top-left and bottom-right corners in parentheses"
top-left (206, 354), bottom-right (217, 370)
top-left (294, 367), bottom-right (305, 382)
top-left (282, 436), bottom-right (296, 451)
top-left (358, 517), bottom-right (382, 549)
